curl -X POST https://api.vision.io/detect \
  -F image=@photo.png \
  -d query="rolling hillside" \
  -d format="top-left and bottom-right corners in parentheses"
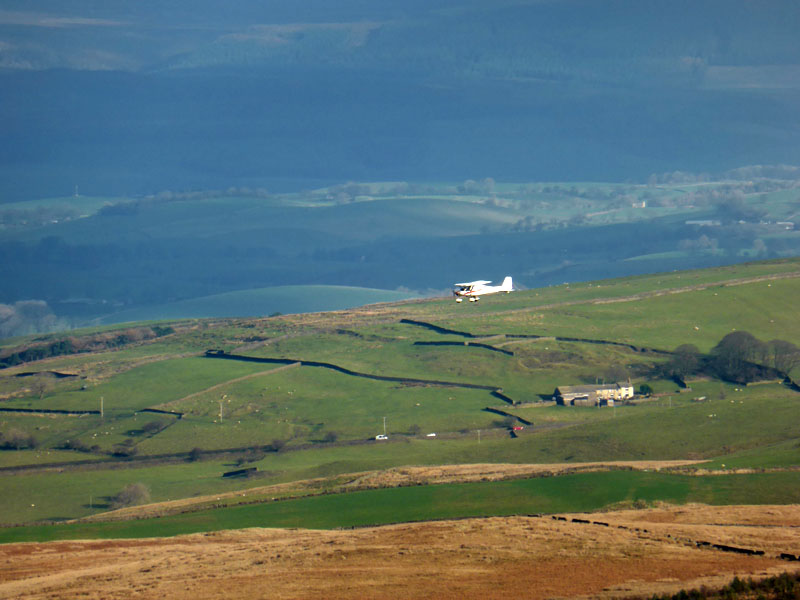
top-left (93, 285), bottom-right (421, 325)
top-left (3, 177), bottom-right (799, 334)
top-left (0, 258), bottom-right (798, 534)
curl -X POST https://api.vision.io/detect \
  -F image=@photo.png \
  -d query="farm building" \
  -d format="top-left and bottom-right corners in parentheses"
top-left (553, 382), bottom-right (634, 407)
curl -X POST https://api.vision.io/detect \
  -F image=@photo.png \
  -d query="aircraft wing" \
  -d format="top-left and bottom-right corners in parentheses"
top-left (454, 280), bottom-right (492, 286)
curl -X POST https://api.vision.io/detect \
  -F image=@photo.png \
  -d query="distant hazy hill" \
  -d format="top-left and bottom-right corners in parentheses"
top-left (2, 180), bottom-right (799, 336)
top-left (3, 0), bottom-right (798, 85)
top-left (93, 285), bottom-right (421, 325)
top-left (0, 1), bottom-right (798, 199)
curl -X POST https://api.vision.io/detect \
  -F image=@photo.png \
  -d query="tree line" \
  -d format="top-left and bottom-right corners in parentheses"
top-left (0, 325), bottom-right (174, 369)
top-left (662, 332), bottom-right (800, 385)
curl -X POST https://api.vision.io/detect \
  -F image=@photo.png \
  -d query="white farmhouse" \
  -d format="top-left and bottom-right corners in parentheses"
top-left (553, 382), bottom-right (635, 407)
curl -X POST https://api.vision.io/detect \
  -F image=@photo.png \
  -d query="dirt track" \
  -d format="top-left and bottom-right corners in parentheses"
top-left (3, 504), bottom-right (799, 600)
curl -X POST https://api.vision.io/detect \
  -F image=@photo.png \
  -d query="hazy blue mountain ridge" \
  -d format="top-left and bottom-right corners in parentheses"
top-left (3, 1), bottom-right (798, 82)
top-left (1, 0), bottom-right (798, 201)
top-left (2, 178), bottom-right (798, 334)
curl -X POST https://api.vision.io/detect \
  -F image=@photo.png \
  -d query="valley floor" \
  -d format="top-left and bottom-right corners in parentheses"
top-left (2, 504), bottom-right (799, 599)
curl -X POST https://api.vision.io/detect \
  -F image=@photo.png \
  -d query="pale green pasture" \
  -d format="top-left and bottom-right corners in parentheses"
top-left (702, 438), bottom-right (800, 469)
top-left (0, 448), bottom-right (104, 468)
top-left (536, 277), bottom-right (800, 352)
top-left (0, 458), bottom-right (264, 525)
top-left (532, 382), bottom-right (800, 461)
top-left (497, 340), bottom-right (653, 393)
top-left (0, 358), bottom-right (286, 453)
top-left (247, 333), bottom-right (651, 403)
top-left (252, 333), bottom-right (515, 384)
top-left (2, 380), bottom-right (798, 525)
top-left (4, 357), bottom-right (273, 414)
top-left (507, 402), bottom-right (631, 427)
top-left (121, 340), bottom-right (657, 453)
top-left (142, 366), bottom-right (500, 451)
top-left (403, 259), bottom-right (800, 326)
top-left (3, 259), bottom-right (800, 525)
top-left (134, 417), bottom-right (290, 454)
top-left (0, 434), bottom-right (514, 524)
top-left (66, 413), bottom-right (183, 453)
top-left (445, 276), bottom-right (800, 352)
top-left (0, 413), bottom-right (101, 451)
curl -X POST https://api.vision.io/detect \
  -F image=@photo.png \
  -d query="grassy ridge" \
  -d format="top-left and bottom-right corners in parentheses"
top-left (402, 259), bottom-right (800, 319)
top-left (418, 263), bottom-right (800, 353)
top-left (2, 470), bottom-right (799, 544)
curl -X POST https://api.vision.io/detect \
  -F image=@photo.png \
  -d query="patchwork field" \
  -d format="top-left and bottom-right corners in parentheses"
top-left (0, 259), bottom-right (799, 552)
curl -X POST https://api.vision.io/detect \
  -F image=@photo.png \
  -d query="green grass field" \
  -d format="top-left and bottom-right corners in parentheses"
top-left (2, 469), bottom-right (799, 544)
top-left (1, 379), bottom-right (797, 525)
top-left (1, 258), bottom-right (800, 535)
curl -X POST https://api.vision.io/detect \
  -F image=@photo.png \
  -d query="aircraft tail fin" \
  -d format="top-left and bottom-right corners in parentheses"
top-left (501, 276), bottom-right (513, 291)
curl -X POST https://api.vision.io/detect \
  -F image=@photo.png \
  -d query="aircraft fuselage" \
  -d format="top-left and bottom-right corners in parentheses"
top-left (453, 276), bottom-right (513, 302)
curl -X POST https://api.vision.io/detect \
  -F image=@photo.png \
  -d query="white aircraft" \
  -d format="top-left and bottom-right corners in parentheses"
top-left (453, 276), bottom-right (513, 302)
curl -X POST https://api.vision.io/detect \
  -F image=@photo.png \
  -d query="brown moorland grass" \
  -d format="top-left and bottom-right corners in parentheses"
top-left (2, 504), bottom-right (799, 600)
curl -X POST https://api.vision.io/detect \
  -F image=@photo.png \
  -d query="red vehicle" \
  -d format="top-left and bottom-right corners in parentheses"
top-left (512, 426), bottom-right (524, 431)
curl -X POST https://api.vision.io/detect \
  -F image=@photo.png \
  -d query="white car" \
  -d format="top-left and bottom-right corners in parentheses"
top-left (375, 434), bottom-right (388, 440)
top-left (426, 433), bottom-right (436, 437)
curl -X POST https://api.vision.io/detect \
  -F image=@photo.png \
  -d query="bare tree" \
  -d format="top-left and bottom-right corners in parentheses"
top-left (0, 428), bottom-right (37, 449)
top-left (111, 483), bottom-right (151, 509)
top-left (711, 331), bottom-right (767, 382)
top-left (668, 344), bottom-right (701, 379)
top-left (768, 339), bottom-right (800, 376)
top-left (29, 374), bottom-right (50, 400)
top-left (269, 438), bottom-right (287, 452)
